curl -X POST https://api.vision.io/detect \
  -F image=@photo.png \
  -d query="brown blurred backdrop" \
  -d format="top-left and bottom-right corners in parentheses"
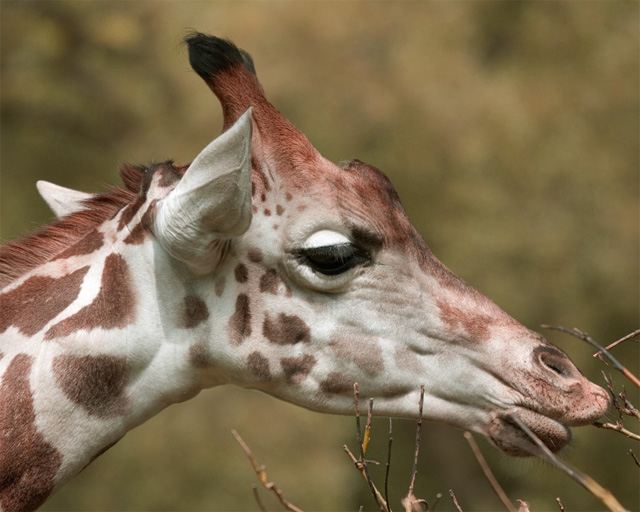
top-left (1, 2), bottom-right (638, 511)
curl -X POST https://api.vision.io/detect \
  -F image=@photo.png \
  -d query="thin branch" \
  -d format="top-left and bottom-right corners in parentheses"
top-left (385, 418), bottom-right (393, 508)
top-left (463, 432), bottom-right (516, 512)
top-left (541, 325), bottom-right (640, 388)
top-left (343, 444), bottom-right (389, 511)
top-left (231, 430), bottom-right (304, 512)
top-left (629, 449), bottom-right (640, 468)
top-left (506, 413), bottom-right (626, 512)
top-left (556, 497), bottom-right (565, 512)
top-left (252, 483), bottom-right (267, 512)
top-left (592, 421), bottom-right (640, 441)
top-left (449, 490), bottom-right (463, 512)
top-left (401, 385), bottom-right (427, 512)
top-left (517, 500), bottom-right (530, 512)
top-left (353, 384), bottom-right (386, 512)
top-left (598, 329), bottom-right (640, 356)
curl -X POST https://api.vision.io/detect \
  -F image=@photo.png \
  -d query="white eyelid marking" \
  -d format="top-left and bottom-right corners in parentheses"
top-left (303, 230), bottom-right (351, 249)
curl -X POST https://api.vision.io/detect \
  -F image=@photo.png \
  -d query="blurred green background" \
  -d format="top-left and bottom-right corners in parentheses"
top-left (1, 2), bottom-right (638, 511)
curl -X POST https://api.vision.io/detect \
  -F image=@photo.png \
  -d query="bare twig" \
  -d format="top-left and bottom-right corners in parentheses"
top-left (463, 431), bottom-right (516, 512)
top-left (630, 449), bottom-right (640, 468)
top-left (541, 325), bottom-right (640, 388)
top-left (252, 483), bottom-right (267, 512)
top-left (517, 499), bottom-right (530, 512)
top-left (556, 497), bottom-right (565, 512)
top-left (449, 490), bottom-right (463, 512)
top-left (597, 329), bottom-right (640, 356)
top-left (350, 384), bottom-right (387, 512)
top-left (344, 444), bottom-right (389, 511)
top-left (231, 430), bottom-right (304, 512)
top-left (401, 385), bottom-right (428, 512)
top-left (506, 413), bottom-right (627, 512)
top-left (593, 421), bottom-right (640, 441)
top-left (385, 418), bottom-right (393, 508)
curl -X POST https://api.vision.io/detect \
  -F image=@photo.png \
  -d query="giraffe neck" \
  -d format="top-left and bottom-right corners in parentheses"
top-left (0, 195), bottom-right (232, 507)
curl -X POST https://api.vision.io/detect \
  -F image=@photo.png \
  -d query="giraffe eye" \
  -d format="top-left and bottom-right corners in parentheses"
top-left (298, 243), bottom-right (369, 276)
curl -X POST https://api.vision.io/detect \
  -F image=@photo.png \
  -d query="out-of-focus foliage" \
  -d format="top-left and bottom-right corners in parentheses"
top-left (1, 2), bottom-right (638, 511)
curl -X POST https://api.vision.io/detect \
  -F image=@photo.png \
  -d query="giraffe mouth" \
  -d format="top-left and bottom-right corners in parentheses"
top-left (486, 408), bottom-right (571, 457)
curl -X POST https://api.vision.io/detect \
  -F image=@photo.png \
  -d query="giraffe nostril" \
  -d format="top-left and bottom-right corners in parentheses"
top-left (534, 346), bottom-right (577, 380)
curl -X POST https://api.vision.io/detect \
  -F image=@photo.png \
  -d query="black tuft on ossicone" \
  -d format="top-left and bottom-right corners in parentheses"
top-left (184, 32), bottom-right (256, 82)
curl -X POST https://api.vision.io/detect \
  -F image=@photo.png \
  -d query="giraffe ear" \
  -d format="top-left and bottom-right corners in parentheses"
top-left (154, 108), bottom-right (253, 275)
top-left (36, 181), bottom-right (94, 218)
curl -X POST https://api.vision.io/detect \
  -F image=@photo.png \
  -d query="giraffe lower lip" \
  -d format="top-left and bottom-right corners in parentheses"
top-left (487, 409), bottom-right (571, 457)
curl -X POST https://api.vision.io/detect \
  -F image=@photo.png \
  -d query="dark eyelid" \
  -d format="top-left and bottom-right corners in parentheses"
top-left (349, 225), bottom-right (383, 250)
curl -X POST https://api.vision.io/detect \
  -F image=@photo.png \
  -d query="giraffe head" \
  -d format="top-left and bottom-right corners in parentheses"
top-left (36, 34), bottom-right (609, 458)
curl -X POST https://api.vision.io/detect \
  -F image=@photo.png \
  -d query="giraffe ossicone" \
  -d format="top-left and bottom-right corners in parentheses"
top-left (0, 33), bottom-right (609, 510)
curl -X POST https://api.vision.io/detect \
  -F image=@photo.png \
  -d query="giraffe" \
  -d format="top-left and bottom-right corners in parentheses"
top-left (0, 33), bottom-right (609, 511)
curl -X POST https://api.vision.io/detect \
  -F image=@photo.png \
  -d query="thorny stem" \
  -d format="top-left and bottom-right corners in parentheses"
top-left (506, 414), bottom-right (627, 512)
top-left (343, 445), bottom-right (389, 511)
top-left (541, 325), bottom-right (640, 388)
top-left (231, 430), bottom-right (304, 512)
top-left (463, 432), bottom-right (516, 512)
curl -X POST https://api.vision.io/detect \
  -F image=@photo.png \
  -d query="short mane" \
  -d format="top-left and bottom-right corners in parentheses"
top-left (0, 165), bottom-right (144, 288)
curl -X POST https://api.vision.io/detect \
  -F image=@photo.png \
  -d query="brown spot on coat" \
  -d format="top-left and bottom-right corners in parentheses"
top-left (234, 263), bottom-right (249, 283)
top-left (259, 269), bottom-right (281, 294)
top-left (276, 205), bottom-right (284, 216)
top-left (320, 372), bottom-right (353, 394)
top-left (436, 299), bottom-right (492, 341)
top-left (247, 248), bottom-right (263, 263)
top-left (0, 354), bottom-right (62, 511)
top-left (52, 354), bottom-right (128, 417)
top-left (280, 354), bottom-right (316, 384)
top-left (45, 254), bottom-right (136, 339)
top-left (189, 342), bottom-right (216, 368)
top-left (180, 295), bottom-right (210, 328)
top-left (51, 230), bottom-right (104, 261)
top-left (228, 294), bottom-right (251, 345)
top-left (0, 266), bottom-right (90, 336)
top-left (263, 313), bottom-right (310, 345)
top-left (247, 352), bottom-right (271, 381)
top-left (264, 209), bottom-right (272, 216)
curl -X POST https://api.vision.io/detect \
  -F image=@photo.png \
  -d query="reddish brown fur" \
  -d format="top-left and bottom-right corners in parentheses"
top-left (228, 294), bottom-right (251, 345)
top-left (247, 351), bottom-right (271, 381)
top-left (436, 299), bottom-right (493, 341)
top-left (0, 188), bottom-right (134, 289)
top-left (0, 354), bottom-right (62, 510)
top-left (234, 263), bottom-right (249, 283)
top-left (263, 313), bottom-right (310, 345)
top-left (180, 295), bottom-right (210, 329)
top-left (0, 267), bottom-right (90, 337)
top-left (51, 230), bottom-right (104, 261)
top-left (319, 372), bottom-right (353, 395)
top-left (52, 355), bottom-right (129, 417)
top-left (280, 354), bottom-right (316, 384)
top-left (44, 254), bottom-right (136, 339)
